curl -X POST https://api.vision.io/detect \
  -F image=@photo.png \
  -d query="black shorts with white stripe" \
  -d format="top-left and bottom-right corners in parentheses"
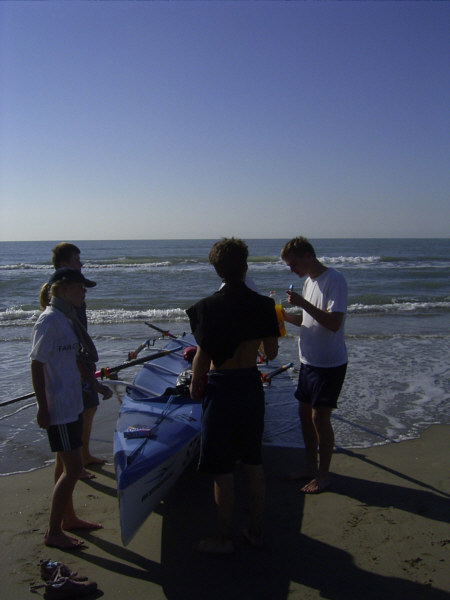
top-left (47, 413), bottom-right (83, 452)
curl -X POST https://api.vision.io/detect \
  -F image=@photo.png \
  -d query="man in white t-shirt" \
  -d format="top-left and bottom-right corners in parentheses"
top-left (281, 237), bottom-right (348, 493)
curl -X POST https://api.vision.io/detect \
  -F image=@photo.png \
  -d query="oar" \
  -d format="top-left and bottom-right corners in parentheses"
top-left (145, 322), bottom-right (178, 339)
top-left (102, 379), bottom-right (160, 398)
top-left (0, 391), bottom-right (36, 408)
top-left (128, 338), bottom-right (156, 361)
top-left (261, 362), bottom-right (293, 383)
top-left (1, 345), bottom-right (183, 408)
top-left (95, 345), bottom-right (182, 379)
top-left (126, 394), bottom-right (178, 466)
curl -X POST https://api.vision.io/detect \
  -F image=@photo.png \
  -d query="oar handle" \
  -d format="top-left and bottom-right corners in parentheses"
top-left (261, 362), bottom-right (293, 383)
top-left (95, 345), bottom-right (182, 379)
top-left (145, 322), bottom-right (177, 339)
top-left (0, 392), bottom-right (36, 408)
top-left (128, 338), bottom-right (154, 361)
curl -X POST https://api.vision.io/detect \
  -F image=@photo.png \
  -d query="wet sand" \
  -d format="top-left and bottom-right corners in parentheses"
top-left (1, 424), bottom-right (449, 599)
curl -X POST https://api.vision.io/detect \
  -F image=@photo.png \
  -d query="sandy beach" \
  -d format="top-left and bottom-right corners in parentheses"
top-left (2, 424), bottom-right (449, 600)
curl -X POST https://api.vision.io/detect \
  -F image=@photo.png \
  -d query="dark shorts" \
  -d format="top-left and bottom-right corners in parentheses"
top-left (295, 363), bottom-right (347, 409)
top-left (82, 384), bottom-right (99, 410)
top-left (47, 414), bottom-right (83, 452)
top-left (198, 367), bottom-right (265, 474)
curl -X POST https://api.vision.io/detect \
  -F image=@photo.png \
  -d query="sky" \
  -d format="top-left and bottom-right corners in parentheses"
top-left (1, 1), bottom-right (449, 241)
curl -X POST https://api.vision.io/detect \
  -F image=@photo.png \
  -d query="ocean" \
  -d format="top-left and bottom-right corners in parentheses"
top-left (1, 238), bottom-right (449, 476)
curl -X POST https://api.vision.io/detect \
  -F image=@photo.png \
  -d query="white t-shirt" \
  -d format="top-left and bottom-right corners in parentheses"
top-left (30, 306), bottom-right (83, 425)
top-left (299, 268), bottom-right (348, 368)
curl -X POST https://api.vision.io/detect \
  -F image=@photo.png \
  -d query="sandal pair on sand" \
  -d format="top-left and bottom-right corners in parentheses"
top-left (30, 559), bottom-right (97, 598)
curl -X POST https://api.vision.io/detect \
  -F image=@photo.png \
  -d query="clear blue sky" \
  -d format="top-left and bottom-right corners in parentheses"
top-left (1, 1), bottom-right (449, 241)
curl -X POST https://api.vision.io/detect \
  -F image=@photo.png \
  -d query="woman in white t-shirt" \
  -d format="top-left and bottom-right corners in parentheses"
top-left (31, 268), bottom-right (107, 550)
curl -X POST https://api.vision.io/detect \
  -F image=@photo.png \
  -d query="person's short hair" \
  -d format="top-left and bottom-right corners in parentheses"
top-left (209, 237), bottom-right (248, 281)
top-left (281, 237), bottom-right (316, 260)
top-left (51, 242), bottom-right (81, 269)
top-left (49, 267), bottom-right (96, 288)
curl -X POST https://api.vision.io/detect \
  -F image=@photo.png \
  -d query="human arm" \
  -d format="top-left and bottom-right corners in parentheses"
top-left (31, 359), bottom-right (51, 429)
top-left (282, 308), bottom-right (303, 327)
top-left (77, 360), bottom-right (113, 399)
top-left (286, 290), bottom-right (344, 332)
top-left (190, 345), bottom-right (211, 401)
top-left (261, 336), bottom-right (278, 361)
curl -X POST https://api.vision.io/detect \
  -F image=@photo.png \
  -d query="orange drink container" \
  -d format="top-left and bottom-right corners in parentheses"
top-left (274, 303), bottom-right (286, 337)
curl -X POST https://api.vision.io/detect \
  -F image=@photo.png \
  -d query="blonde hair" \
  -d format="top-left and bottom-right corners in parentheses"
top-left (39, 280), bottom-right (68, 310)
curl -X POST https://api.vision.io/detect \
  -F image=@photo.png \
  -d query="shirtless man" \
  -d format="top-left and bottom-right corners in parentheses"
top-left (187, 238), bottom-right (279, 554)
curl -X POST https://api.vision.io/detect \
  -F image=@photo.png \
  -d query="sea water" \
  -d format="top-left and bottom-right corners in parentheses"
top-left (0, 238), bottom-right (449, 475)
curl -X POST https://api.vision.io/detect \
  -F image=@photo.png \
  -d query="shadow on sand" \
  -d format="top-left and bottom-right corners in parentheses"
top-left (78, 445), bottom-right (448, 600)
top-left (157, 445), bottom-right (448, 600)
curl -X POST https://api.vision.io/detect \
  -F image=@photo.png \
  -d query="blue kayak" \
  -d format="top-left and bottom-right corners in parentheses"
top-left (113, 333), bottom-right (201, 546)
top-left (112, 331), bottom-right (296, 546)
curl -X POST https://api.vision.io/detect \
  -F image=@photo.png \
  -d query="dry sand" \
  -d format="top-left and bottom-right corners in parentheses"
top-left (1, 424), bottom-right (449, 600)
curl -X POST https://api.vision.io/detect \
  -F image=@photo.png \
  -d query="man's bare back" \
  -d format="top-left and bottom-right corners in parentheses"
top-left (211, 337), bottom-right (277, 370)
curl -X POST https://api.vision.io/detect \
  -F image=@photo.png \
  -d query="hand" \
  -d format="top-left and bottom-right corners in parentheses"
top-left (190, 377), bottom-right (206, 402)
top-left (286, 290), bottom-right (303, 307)
top-left (36, 405), bottom-right (50, 429)
top-left (96, 382), bottom-right (113, 400)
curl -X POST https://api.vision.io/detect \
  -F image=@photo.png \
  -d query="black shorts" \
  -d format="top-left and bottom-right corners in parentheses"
top-left (82, 384), bottom-right (99, 410)
top-left (198, 367), bottom-right (265, 474)
top-left (47, 414), bottom-right (83, 452)
top-left (295, 363), bottom-right (347, 409)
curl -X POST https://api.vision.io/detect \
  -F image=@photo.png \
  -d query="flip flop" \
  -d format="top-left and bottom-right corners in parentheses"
top-left (30, 576), bottom-right (97, 598)
top-left (40, 559), bottom-right (88, 582)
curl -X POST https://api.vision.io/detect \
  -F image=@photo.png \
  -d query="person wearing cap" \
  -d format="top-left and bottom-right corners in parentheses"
top-left (30, 268), bottom-right (111, 549)
top-left (43, 243), bottom-right (107, 478)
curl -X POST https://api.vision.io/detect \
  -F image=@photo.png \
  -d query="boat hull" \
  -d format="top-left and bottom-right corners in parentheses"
top-left (114, 334), bottom-right (201, 545)
top-left (113, 332), bottom-right (300, 545)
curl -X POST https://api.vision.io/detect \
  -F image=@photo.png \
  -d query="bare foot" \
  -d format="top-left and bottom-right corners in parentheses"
top-left (80, 468), bottom-right (95, 480)
top-left (284, 469), bottom-right (317, 481)
top-left (242, 528), bottom-right (263, 547)
top-left (63, 518), bottom-right (102, 531)
top-left (193, 537), bottom-right (234, 554)
top-left (84, 455), bottom-right (106, 466)
top-left (301, 477), bottom-right (330, 494)
top-left (44, 532), bottom-right (85, 549)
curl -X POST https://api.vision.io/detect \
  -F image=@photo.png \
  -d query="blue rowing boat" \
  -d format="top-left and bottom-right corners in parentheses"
top-left (111, 329), bottom-right (295, 546)
top-left (113, 333), bottom-right (201, 546)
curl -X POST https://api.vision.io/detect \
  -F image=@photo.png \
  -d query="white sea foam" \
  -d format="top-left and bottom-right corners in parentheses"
top-left (1, 300), bottom-right (449, 328)
top-left (348, 300), bottom-right (450, 313)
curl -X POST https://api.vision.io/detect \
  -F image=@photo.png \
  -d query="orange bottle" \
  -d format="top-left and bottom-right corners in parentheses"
top-left (269, 291), bottom-right (286, 337)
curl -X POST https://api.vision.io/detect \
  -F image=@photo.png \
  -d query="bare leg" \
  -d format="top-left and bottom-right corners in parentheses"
top-left (194, 473), bottom-right (235, 554)
top-left (242, 463), bottom-right (265, 546)
top-left (51, 449), bottom-right (102, 533)
top-left (286, 402), bottom-right (318, 480)
top-left (301, 407), bottom-right (334, 494)
top-left (45, 448), bottom-right (85, 549)
top-left (82, 406), bottom-right (105, 466)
